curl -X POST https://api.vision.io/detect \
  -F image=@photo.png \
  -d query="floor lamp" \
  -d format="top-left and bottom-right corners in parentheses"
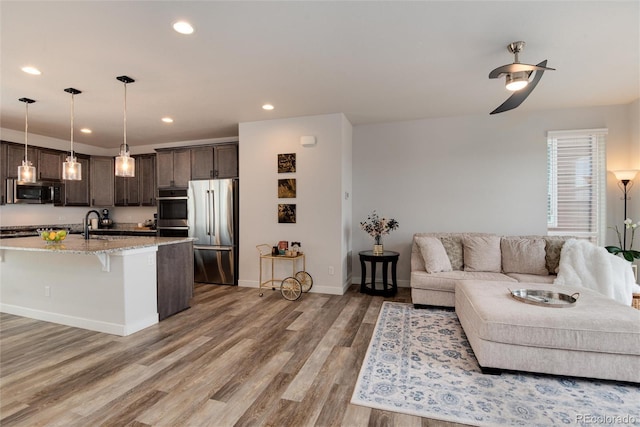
top-left (612, 170), bottom-right (639, 250)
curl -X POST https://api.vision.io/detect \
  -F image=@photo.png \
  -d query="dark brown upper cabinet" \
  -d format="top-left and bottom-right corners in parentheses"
top-left (157, 149), bottom-right (191, 188)
top-left (190, 143), bottom-right (238, 180)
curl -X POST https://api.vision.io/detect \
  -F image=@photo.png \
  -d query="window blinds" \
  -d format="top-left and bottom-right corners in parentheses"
top-left (547, 129), bottom-right (607, 244)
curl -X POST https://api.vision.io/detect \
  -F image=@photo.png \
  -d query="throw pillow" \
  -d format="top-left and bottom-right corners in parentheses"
top-left (544, 237), bottom-right (571, 274)
top-left (501, 238), bottom-right (548, 275)
top-left (415, 236), bottom-right (452, 273)
top-left (440, 236), bottom-right (464, 270)
top-left (463, 235), bottom-right (501, 272)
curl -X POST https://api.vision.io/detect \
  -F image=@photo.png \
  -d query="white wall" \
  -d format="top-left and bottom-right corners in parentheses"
top-left (238, 113), bottom-right (353, 295)
top-left (353, 103), bottom-right (639, 285)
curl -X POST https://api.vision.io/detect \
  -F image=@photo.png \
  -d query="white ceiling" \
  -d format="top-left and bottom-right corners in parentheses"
top-left (1, 1), bottom-right (638, 149)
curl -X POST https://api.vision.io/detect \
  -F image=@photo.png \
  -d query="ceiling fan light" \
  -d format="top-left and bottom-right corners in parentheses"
top-left (505, 72), bottom-right (529, 91)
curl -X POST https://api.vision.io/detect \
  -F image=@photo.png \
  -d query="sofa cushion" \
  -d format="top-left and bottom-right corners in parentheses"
top-left (415, 236), bottom-right (452, 273)
top-left (463, 235), bottom-right (501, 272)
top-left (440, 236), bottom-right (464, 270)
top-left (501, 238), bottom-right (548, 275)
top-left (411, 270), bottom-right (516, 292)
top-left (505, 273), bottom-right (555, 283)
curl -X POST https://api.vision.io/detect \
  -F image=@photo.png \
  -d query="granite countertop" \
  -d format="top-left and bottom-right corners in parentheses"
top-left (0, 235), bottom-right (194, 254)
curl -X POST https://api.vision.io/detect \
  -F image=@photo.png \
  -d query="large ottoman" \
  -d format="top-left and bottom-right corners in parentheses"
top-left (455, 280), bottom-right (640, 383)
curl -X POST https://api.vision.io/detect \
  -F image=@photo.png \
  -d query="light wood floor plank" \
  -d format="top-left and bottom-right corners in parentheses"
top-left (0, 283), bottom-right (468, 427)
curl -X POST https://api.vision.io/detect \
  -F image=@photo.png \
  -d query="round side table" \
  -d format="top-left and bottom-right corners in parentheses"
top-left (359, 250), bottom-right (399, 296)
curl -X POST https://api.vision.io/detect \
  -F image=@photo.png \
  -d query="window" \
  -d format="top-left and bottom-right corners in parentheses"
top-left (547, 129), bottom-right (607, 244)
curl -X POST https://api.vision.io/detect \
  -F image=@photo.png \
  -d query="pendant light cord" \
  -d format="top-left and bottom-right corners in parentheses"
top-left (123, 82), bottom-right (127, 152)
top-left (24, 102), bottom-right (29, 162)
top-left (70, 92), bottom-right (75, 158)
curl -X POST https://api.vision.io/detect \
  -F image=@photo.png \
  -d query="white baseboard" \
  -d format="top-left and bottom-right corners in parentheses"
top-left (0, 304), bottom-right (158, 336)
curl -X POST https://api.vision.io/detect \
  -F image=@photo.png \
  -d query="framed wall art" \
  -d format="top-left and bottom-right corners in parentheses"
top-left (278, 179), bottom-right (296, 198)
top-left (278, 204), bottom-right (296, 223)
top-left (277, 153), bottom-right (296, 173)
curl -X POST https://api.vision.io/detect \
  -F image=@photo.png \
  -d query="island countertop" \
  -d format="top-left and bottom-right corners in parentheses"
top-left (0, 235), bottom-right (195, 254)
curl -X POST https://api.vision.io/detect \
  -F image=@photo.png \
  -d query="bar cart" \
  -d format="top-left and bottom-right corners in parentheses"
top-left (256, 244), bottom-right (313, 300)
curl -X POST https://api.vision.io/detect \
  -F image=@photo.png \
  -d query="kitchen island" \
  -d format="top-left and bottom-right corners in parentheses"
top-left (0, 235), bottom-right (194, 336)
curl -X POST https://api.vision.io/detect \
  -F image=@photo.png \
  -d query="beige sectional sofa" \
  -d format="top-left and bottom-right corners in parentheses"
top-left (410, 232), bottom-right (569, 307)
top-left (410, 232), bottom-right (640, 383)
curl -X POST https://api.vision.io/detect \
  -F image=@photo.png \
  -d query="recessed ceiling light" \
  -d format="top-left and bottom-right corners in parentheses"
top-left (21, 66), bottom-right (41, 75)
top-left (173, 21), bottom-right (194, 35)
top-left (80, 128), bottom-right (92, 134)
top-left (162, 117), bottom-right (174, 123)
top-left (262, 104), bottom-right (274, 111)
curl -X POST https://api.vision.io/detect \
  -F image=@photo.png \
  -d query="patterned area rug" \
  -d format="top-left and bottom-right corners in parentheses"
top-left (351, 302), bottom-right (640, 426)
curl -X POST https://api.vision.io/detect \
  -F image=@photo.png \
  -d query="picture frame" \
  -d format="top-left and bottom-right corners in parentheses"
top-left (277, 153), bottom-right (296, 173)
top-left (278, 204), bottom-right (296, 223)
top-left (278, 179), bottom-right (296, 198)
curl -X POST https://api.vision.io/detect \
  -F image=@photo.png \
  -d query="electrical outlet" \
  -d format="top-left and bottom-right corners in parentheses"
top-left (45, 286), bottom-right (51, 297)
top-left (148, 255), bottom-right (155, 266)
top-left (328, 266), bottom-right (334, 275)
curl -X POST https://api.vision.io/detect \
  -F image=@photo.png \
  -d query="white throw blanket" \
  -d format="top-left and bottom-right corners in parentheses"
top-left (554, 239), bottom-right (640, 306)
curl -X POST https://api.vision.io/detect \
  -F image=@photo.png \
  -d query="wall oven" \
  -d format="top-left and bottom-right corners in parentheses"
top-left (157, 188), bottom-right (188, 237)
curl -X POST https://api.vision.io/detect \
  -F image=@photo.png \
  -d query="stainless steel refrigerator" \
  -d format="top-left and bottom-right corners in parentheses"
top-left (187, 179), bottom-right (238, 285)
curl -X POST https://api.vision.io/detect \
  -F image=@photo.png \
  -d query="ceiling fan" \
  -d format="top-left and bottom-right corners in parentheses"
top-left (489, 41), bottom-right (555, 115)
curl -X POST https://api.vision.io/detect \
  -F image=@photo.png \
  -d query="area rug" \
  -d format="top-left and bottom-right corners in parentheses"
top-left (351, 302), bottom-right (640, 426)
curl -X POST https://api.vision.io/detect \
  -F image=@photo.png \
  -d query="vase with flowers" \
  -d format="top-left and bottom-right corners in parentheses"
top-left (605, 218), bottom-right (640, 262)
top-left (360, 210), bottom-right (399, 255)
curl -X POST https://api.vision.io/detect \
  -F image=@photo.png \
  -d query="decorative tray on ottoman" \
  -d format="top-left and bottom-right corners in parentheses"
top-left (509, 289), bottom-right (579, 308)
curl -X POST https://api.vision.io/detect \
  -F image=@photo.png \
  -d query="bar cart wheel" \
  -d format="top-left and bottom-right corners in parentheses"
top-left (295, 271), bottom-right (313, 292)
top-left (281, 277), bottom-right (302, 301)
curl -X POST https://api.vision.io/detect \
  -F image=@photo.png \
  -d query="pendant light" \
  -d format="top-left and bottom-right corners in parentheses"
top-left (114, 75), bottom-right (135, 177)
top-left (17, 97), bottom-right (36, 183)
top-left (62, 88), bottom-right (82, 180)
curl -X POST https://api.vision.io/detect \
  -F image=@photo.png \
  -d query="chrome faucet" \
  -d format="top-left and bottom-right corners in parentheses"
top-left (84, 210), bottom-right (101, 240)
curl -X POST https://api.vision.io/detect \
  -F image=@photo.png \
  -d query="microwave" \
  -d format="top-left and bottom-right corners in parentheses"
top-left (6, 179), bottom-right (60, 204)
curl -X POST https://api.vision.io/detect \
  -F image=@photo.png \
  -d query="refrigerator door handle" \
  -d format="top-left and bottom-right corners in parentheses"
top-left (211, 188), bottom-right (216, 239)
top-left (205, 190), bottom-right (211, 235)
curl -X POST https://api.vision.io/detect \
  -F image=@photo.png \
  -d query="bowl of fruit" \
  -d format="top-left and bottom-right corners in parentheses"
top-left (38, 229), bottom-right (68, 244)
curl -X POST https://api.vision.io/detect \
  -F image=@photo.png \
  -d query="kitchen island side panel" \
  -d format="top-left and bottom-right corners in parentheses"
top-left (156, 241), bottom-right (193, 320)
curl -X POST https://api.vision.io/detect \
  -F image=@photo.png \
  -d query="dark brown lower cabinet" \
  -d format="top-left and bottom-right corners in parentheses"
top-left (157, 241), bottom-right (194, 320)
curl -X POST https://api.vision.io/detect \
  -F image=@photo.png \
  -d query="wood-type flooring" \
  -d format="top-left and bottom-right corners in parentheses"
top-left (0, 283), bottom-right (468, 427)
